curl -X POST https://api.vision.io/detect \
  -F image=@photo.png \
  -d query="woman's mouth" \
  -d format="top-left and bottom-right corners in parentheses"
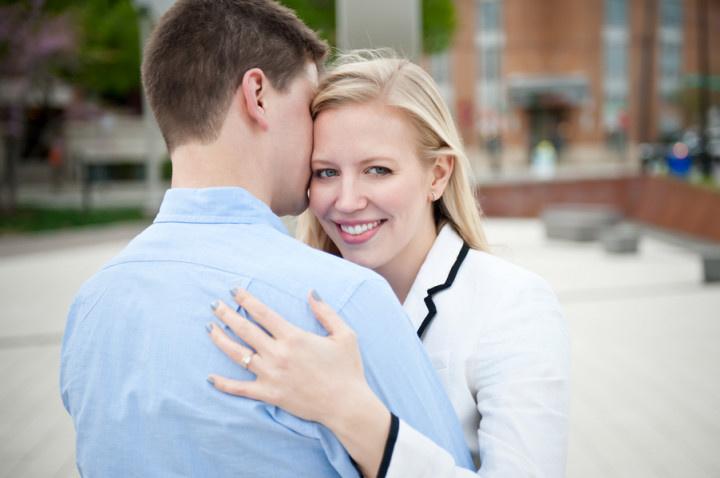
top-left (335, 220), bottom-right (385, 244)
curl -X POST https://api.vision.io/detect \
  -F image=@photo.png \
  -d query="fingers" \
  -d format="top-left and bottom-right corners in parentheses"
top-left (308, 290), bottom-right (349, 336)
top-left (207, 322), bottom-right (262, 373)
top-left (230, 288), bottom-right (298, 339)
top-left (211, 300), bottom-right (273, 354)
top-left (207, 374), bottom-right (266, 401)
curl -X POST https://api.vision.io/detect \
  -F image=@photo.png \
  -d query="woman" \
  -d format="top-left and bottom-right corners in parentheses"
top-left (207, 52), bottom-right (570, 477)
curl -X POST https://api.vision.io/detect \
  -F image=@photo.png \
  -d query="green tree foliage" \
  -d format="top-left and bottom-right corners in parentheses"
top-left (0, 0), bottom-right (140, 100)
top-left (422, 0), bottom-right (456, 54)
top-left (69, 0), bottom-right (141, 100)
top-left (2, 0), bottom-right (455, 100)
top-left (282, 0), bottom-right (336, 46)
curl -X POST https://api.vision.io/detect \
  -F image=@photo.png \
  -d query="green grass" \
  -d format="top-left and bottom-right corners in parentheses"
top-left (0, 206), bottom-right (147, 234)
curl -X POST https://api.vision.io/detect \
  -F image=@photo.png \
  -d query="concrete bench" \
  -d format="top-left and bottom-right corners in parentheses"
top-left (600, 223), bottom-right (640, 254)
top-left (638, 225), bottom-right (720, 284)
top-left (702, 254), bottom-right (720, 283)
top-left (541, 204), bottom-right (623, 242)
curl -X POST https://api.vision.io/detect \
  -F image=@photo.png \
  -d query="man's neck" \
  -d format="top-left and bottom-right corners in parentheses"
top-left (170, 142), bottom-right (272, 206)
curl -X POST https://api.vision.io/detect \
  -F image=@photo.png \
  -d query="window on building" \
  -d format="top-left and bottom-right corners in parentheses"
top-left (605, 0), bottom-right (627, 27)
top-left (430, 51), bottom-right (451, 85)
top-left (658, 0), bottom-right (683, 103)
top-left (605, 42), bottom-right (627, 80)
top-left (475, 0), bottom-right (505, 136)
top-left (429, 50), bottom-right (454, 111)
top-left (660, 42), bottom-right (681, 78)
top-left (603, 0), bottom-right (629, 147)
top-left (479, 46), bottom-right (501, 82)
top-left (477, 0), bottom-right (501, 32)
top-left (660, 0), bottom-right (682, 28)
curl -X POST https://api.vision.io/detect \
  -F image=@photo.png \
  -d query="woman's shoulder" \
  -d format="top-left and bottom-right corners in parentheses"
top-left (459, 249), bottom-right (565, 330)
top-left (460, 249), bottom-right (569, 361)
top-left (461, 248), bottom-right (553, 296)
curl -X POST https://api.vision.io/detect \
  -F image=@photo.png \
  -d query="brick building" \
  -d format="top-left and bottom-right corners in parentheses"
top-left (429, 0), bottom-right (720, 168)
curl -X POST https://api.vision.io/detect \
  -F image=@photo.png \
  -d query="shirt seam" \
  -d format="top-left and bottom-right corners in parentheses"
top-left (101, 258), bottom-right (368, 310)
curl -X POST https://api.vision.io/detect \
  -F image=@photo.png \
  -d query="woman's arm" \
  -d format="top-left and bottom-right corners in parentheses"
top-left (383, 276), bottom-right (570, 478)
top-left (208, 282), bottom-right (569, 477)
top-left (465, 277), bottom-right (571, 477)
top-left (207, 289), bottom-right (392, 477)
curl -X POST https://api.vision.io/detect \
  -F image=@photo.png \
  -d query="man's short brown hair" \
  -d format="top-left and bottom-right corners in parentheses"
top-left (142, 0), bottom-right (328, 152)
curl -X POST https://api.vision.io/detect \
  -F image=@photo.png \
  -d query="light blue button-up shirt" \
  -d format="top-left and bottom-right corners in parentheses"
top-left (60, 187), bottom-right (472, 477)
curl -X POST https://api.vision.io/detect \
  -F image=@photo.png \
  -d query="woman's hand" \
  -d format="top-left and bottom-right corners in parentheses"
top-left (207, 289), bottom-right (375, 425)
top-left (207, 289), bottom-right (392, 477)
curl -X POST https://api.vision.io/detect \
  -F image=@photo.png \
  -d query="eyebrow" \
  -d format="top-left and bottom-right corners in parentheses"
top-left (311, 156), bottom-right (398, 166)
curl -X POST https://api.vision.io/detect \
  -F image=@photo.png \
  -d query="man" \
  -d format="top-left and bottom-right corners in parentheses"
top-left (60, 1), bottom-right (471, 477)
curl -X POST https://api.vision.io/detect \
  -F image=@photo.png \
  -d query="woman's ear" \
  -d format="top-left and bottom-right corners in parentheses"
top-left (239, 68), bottom-right (269, 130)
top-left (430, 154), bottom-right (455, 196)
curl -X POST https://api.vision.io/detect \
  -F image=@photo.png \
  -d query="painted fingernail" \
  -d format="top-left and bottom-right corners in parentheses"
top-left (311, 290), bottom-right (323, 302)
top-left (206, 376), bottom-right (215, 385)
top-left (205, 322), bottom-right (213, 334)
top-left (210, 300), bottom-right (219, 311)
top-left (230, 287), bottom-right (239, 297)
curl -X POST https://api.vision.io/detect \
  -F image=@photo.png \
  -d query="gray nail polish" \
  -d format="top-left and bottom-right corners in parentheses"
top-left (207, 376), bottom-right (215, 385)
top-left (205, 323), bottom-right (213, 334)
top-left (210, 300), bottom-right (219, 311)
top-left (311, 290), bottom-right (322, 302)
top-left (230, 287), bottom-right (239, 297)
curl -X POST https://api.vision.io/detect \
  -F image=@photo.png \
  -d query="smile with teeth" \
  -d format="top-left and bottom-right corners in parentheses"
top-left (339, 221), bottom-right (382, 236)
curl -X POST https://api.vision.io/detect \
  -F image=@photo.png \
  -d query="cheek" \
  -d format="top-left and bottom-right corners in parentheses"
top-left (378, 177), bottom-right (427, 217)
top-left (308, 181), bottom-right (333, 215)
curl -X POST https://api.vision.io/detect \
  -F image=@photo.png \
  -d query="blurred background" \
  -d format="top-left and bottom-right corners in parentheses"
top-left (0, 0), bottom-right (718, 477)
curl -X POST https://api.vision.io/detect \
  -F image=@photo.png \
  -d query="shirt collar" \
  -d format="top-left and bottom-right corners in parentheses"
top-left (403, 223), bottom-right (467, 330)
top-left (153, 187), bottom-right (288, 235)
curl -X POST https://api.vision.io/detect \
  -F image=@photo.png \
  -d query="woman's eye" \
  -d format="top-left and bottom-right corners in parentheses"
top-left (366, 166), bottom-right (391, 175)
top-left (314, 169), bottom-right (338, 178)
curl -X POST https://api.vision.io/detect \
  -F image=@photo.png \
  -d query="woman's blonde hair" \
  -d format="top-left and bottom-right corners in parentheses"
top-left (297, 50), bottom-right (488, 254)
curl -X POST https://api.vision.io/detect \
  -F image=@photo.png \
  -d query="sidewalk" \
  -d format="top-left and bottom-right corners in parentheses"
top-left (14, 181), bottom-right (167, 210)
top-left (0, 219), bottom-right (718, 477)
top-left (10, 156), bottom-right (642, 211)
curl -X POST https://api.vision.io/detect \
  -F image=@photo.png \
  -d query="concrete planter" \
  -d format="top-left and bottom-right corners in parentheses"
top-left (541, 205), bottom-right (622, 242)
top-left (600, 224), bottom-right (640, 254)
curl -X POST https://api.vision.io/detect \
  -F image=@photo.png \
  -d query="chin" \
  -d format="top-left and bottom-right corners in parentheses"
top-left (340, 248), bottom-right (383, 271)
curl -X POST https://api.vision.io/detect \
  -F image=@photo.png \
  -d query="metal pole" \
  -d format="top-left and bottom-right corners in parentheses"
top-left (696, 0), bottom-right (710, 178)
top-left (336, 0), bottom-right (421, 61)
top-left (637, 0), bottom-right (657, 144)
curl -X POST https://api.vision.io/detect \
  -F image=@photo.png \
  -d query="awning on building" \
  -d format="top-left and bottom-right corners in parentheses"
top-left (507, 75), bottom-right (589, 107)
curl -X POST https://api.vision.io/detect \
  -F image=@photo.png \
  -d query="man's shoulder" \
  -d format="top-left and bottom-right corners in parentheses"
top-left (91, 222), bottom-right (393, 311)
top-left (276, 231), bottom-right (381, 279)
top-left (111, 222), bottom-right (378, 278)
top-left (251, 231), bottom-right (394, 306)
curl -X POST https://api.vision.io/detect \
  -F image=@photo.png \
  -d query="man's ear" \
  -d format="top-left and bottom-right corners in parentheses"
top-left (431, 154), bottom-right (455, 194)
top-left (239, 68), bottom-right (269, 130)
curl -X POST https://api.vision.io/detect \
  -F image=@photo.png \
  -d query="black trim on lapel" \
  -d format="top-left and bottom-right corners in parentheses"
top-left (417, 242), bottom-right (470, 340)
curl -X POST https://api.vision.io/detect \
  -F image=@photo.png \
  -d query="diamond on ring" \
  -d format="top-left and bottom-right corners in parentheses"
top-left (241, 353), bottom-right (254, 369)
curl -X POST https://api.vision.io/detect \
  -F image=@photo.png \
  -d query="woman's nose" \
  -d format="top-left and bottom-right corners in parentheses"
top-left (334, 180), bottom-right (367, 213)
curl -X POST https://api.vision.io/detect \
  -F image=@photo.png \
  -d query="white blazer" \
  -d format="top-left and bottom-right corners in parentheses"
top-left (385, 225), bottom-right (571, 478)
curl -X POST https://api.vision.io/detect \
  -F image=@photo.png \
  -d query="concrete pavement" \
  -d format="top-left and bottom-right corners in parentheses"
top-left (0, 218), bottom-right (718, 477)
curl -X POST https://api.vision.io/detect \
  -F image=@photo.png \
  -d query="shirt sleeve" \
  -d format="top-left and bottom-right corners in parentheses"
top-left (60, 285), bottom-right (108, 415)
top-left (385, 418), bottom-right (478, 478)
top-left (469, 276), bottom-right (570, 477)
top-left (338, 278), bottom-right (475, 473)
top-left (385, 275), bottom-right (570, 478)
